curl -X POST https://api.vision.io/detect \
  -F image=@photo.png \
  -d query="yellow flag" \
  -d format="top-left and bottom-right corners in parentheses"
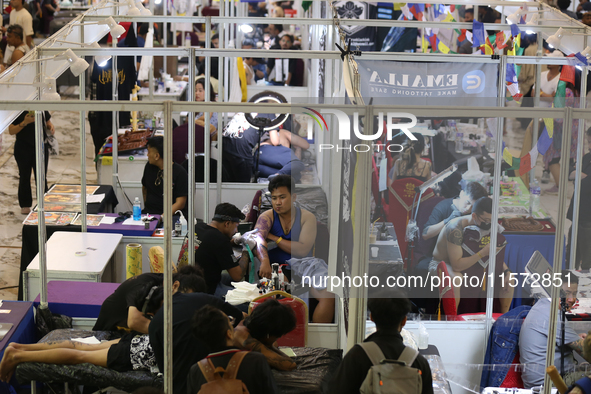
top-left (503, 147), bottom-right (513, 165)
top-left (443, 12), bottom-right (455, 22)
top-left (422, 35), bottom-right (429, 53)
top-left (543, 118), bottom-right (554, 138)
top-left (483, 44), bottom-right (494, 55)
top-left (438, 41), bottom-right (450, 54)
top-left (514, 33), bottom-right (521, 48)
top-left (508, 47), bottom-right (515, 56)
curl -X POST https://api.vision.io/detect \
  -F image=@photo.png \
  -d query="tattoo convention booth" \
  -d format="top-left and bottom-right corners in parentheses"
top-left (1, 0), bottom-right (591, 393)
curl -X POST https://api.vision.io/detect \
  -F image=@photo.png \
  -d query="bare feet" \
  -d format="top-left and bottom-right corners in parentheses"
top-left (0, 345), bottom-right (20, 383)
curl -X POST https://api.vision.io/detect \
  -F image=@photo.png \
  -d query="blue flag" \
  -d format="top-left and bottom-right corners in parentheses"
top-left (506, 64), bottom-right (518, 83)
top-left (575, 52), bottom-right (589, 66)
top-left (510, 24), bottom-right (521, 38)
top-left (537, 127), bottom-right (553, 155)
top-left (472, 21), bottom-right (485, 48)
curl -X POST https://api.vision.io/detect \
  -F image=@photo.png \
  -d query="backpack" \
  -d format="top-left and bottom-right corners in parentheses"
top-left (197, 351), bottom-right (250, 394)
top-left (359, 342), bottom-right (423, 394)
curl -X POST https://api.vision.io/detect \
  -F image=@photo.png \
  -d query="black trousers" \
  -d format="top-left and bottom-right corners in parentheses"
top-left (14, 141), bottom-right (49, 208)
top-left (89, 111), bottom-right (114, 157)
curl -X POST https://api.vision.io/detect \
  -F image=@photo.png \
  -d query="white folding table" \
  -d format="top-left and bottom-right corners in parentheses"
top-left (24, 231), bottom-right (122, 301)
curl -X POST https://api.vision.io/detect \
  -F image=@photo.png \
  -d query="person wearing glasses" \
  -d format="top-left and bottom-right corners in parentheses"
top-left (520, 271), bottom-right (591, 388)
top-left (141, 136), bottom-right (188, 217)
top-left (432, 197), bottom-right (513, 314)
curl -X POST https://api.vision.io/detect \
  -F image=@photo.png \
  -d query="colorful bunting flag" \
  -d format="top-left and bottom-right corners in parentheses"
top-left (438, 40), bottom-right (450, 54)
top-left (472, 21), bottom-right (485, 48)
top-left (510, 24), bottom-right (521, 38)
top-left (422, 34), bottom-right (429, 53)
top-left (575, 52), bottom-right (589, 66)
top-left (509, 157), bottom-right (521, 171)
top-left (458, 29), bottom-right (467, 42)
top-left (401, 4), bottom-right (413, 20)
top-left (506, 64), bottom-right (518, 84)
top-left (429, 33), bottom-right (438, 51)
top-left (553, 80), bottom-right (567, 109)
top-left (496, 32), bottom-right (508, 50)
top-left (465, 30), bottom-right (473, 44)
top-left (450, 4), bottom-right (455, 12)
top-left (529, 146), bottom-right (539, 165)
top-left (482, 37), bottom-right (494, 55)
top-left (519, 153), bottom-right (532, 176)
top-left (443, 12), bottom-right (455, 22)
top-left (537, 128), bottom-right (552, 155)
top-left (503, 148), bottom-right (513, 165)
top-left (543, 118), bottom-right (554, 138)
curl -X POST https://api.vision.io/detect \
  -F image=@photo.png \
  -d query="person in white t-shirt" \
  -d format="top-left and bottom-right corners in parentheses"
top-left (1, 0), bottom-right (34, 48)
top-left (4, 24), bottom-right (29, 66)
top-left (535, 50), bottom-right (563, 108)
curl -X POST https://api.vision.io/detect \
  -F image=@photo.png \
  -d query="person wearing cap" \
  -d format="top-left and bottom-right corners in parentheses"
top-left (543, 59), bottom-right (580, 194)
top-left (194, 203), bottom-right (249, 297)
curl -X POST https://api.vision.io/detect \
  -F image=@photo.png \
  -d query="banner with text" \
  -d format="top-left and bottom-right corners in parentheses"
top-left (357, 60), bottom-right (498, 106)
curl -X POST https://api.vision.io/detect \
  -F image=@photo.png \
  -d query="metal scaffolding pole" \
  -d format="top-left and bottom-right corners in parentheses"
top-left (80, 25), bottom-right (87, 232)
top-left (543, 107), bottom-right (574, 394)
top-left (187, 48), bottom-right (195, 265)
top-left (162, 100), bottom-right (174, 394)
top-left (35, 60), bottom-right (48, 306)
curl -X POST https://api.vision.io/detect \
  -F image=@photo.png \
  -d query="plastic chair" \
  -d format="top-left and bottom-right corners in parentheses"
top-left (387, 178), bottom-right (434, 265)
top-left (249, 291), bottom-right (308, 347)
top-left (436, 262), bottom-right (457, 316)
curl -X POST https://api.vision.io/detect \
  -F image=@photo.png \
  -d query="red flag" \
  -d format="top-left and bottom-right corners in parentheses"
top-left (450, 4), bottom-right (455, 11)
top-left (429, 34), bottom-right (438, 50)
top-left (519, 153), bottom-right (532, 176)
top-left (458, 29), bottom-right (467, 42)
top-left (495, 32), bottom-right (508, 49)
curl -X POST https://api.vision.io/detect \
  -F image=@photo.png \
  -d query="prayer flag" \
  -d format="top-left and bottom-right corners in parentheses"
top-left (503, 148), bottom-right (513, 165)
top-left (429, 34), bottom-right (438, 50)
top-left (401, 4), bottom-right (413, 20)
top-left (506, 64), bottom-right (518, 83)
top-left (472, 21), bottom-right (485, 48)
top-left (519, 153), bottom-right (532, 176)
top-left (443, 12), bottom-right (454, 22)
top-left (543, 118), bottom-right (554, 138)
top-left (422, 34), bottom-right (429, 53)
top-left (575, 52), bottom-right (589, 66)
top-left (496, 32), bottom-right (508, 50)
top-left (529, 146), bottom-right (539, 165)
top-left (438, 40), bottom-right (450, 54)
top-left (537, 128), bottom-right (552, 155)
top-left (514, 34), bottom-right (521, 49)
top-left (516, 47), bottom-right (524, 56)
top-left (509, 157), bottom-right (521, 171)
top-left (510, 24), bottom-right (521, 38)
top-left (483, 37), bottom-right (494, 55)
top-left (450, 4), bottom-right (455, 12)
top-left (465, 30), bottom-right (473, 44)
top-left (458, 29), bottom-right (467, 42)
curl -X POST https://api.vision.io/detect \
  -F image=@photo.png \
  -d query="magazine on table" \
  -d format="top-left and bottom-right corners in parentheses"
top-left (72, 214), bottom-right (105, 226)
top-left (47, 184), bottom-right (99, 195)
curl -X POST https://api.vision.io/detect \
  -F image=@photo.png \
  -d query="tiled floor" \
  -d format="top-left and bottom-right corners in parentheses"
top-left (0, 104), bottom-right (97, 301)
top-left (0, 105), bottom-right (584, 300)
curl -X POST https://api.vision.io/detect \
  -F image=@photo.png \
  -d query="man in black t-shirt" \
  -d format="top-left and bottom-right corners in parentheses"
top-left (195, 203), bottom-right (249, 296)
top-left (93, 265), bottom-right (204, 334)
top-left (188, 305), bottom-right (278, 394)
top-left (148, 292), bottom-right (243, 394)
top-left (329, 293), bottom-right (433, 394)
top-left (141, 136), bottom-right (188, 216)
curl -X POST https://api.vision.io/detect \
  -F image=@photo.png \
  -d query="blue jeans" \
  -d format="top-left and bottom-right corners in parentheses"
top-left (258, 145), bottom-right (305, 182)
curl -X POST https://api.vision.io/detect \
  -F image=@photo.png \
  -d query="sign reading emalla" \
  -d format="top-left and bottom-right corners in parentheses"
top-left (356, 61), bottom-right (498, 105)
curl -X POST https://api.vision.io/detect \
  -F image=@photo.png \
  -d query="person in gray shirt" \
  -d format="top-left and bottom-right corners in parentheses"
top-left (519, 271), bottom-right (588, 388)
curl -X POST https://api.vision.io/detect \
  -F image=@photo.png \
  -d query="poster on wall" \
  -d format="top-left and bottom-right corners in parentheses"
top-left (333, 1), bottom-right (377, 51)
top-left (356, 60), bottom-right (498, 106)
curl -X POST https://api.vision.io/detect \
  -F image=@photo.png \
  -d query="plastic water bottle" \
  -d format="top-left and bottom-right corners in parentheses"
top-left (133, 197), bottom-right (141, 221)
top-left (175, 219), bottom-right (182, 237)
top-left (529, 179), bottom-right (541, 217)
top-left (455, 132), bottom-right (464, 153)
top-left (418, 322), bottom-right (429, 349)
top-left (185, 33), bottom-right (191, 47)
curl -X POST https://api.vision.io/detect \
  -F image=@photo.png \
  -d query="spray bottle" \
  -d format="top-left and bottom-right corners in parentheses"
top-left (175, 210), bottom-right (187, 237)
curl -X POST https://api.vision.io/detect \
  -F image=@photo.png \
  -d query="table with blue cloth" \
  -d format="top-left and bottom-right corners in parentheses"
top-left (499, 178), bottom-right (564, 307)
top-left (0, 301), bottom-right (35, 393)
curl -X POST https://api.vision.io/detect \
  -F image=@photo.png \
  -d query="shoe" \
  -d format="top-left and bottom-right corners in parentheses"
top-left (541, 171), bottom-right (551, 184)
top-left (545, 185), bottom-right (559, 194)
top-left (21, 207), bottom-right (31, 215)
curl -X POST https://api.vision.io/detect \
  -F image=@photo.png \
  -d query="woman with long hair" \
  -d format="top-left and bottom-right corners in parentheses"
top-left (387, 133), bottom-right (432, 189)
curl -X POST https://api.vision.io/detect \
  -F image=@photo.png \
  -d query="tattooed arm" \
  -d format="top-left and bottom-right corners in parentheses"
top-left (234, 326), bottom-right (296, 371)
top-left (568, 338), bottom-right (586, 358)
top-left (445, 218), bottom-right (486, 272)
top-left (253, 210), bottom-right (273, 278)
